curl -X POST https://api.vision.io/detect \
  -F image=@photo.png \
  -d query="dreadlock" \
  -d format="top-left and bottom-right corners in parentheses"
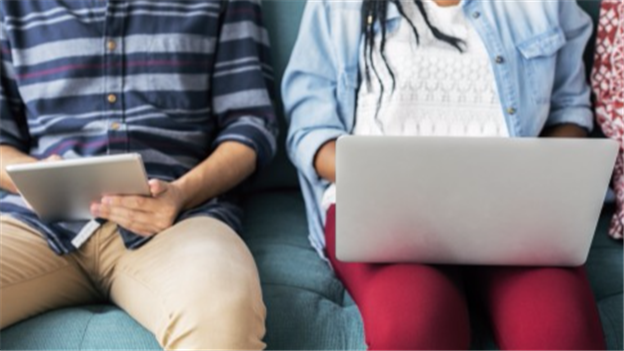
top-left (361, 0), bottom-right (466, 126)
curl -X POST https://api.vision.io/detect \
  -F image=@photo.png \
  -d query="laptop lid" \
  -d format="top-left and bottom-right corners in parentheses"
top-left (335, 136), bottom-right (617, 266)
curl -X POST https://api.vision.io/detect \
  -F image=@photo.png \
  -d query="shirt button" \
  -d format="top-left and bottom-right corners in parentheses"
top-left (495, 56), bottom-right (505, 64)
top-left (107, 40), bottom-right (116, 51)
top-left (107, 94), bottom-right (117, 104)
top-left (472, 12), bottom-right (481, 19)
top-left (507, 107), bottom-right (517, 115)
top-left (110, 122), bottom-right (121, 131)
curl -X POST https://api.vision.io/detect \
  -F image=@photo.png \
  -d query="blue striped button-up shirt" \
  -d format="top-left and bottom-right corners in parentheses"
top-left (0, 0), bottom-right (277, 254)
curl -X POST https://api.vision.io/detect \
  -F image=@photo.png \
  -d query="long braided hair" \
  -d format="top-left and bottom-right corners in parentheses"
top-left (361, 0), bottom-right (466, 121)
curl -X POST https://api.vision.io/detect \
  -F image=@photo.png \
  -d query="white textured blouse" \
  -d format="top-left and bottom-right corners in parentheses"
top-left (322, 0), bottom-right (509, 211)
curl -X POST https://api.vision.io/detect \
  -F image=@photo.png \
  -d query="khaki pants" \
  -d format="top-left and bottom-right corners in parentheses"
top-left (0, 215), bottom-right (266, 350)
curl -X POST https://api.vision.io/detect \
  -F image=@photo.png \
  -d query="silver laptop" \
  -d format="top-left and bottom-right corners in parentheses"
top-left (335, 136), bottom-right (618, 266)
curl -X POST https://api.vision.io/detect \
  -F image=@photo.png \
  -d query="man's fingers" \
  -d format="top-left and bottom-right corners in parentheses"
top-left (102, 195), bottom-right (154, 211)
top-left (92, 202), bottom-right (146, 222)
top-left (43, 154), bottom-right (63, 162)
top-left (148, 179), bottom-right (168, 197)
top-left (91, 203), bottom-right (157, 237)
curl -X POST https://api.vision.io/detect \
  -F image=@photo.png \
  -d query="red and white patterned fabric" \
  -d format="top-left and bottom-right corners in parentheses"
top-left (592, 0), bottom-right (624, 240)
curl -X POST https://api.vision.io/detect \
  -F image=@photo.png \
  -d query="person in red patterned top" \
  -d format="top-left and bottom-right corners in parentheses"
top-left (592, 0), bottom-right (624, 240)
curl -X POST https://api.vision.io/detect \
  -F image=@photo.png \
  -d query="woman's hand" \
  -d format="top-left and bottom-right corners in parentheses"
top-left (314, 140), bottom-right (337, 183)
top-left (541, 123), bottom-right (588, 138)
top-left (90, 179), bottom-right (186, 237)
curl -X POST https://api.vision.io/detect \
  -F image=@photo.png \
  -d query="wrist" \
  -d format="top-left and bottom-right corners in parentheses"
top-left (171, 178), bottom-right (193, 211)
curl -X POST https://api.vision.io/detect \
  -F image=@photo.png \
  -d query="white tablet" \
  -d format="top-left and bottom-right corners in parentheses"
top-left (6, 153), bottom-right (150, 222)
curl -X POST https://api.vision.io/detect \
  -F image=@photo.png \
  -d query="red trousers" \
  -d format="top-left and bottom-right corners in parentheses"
top-left (325, 205), bottom-right (606, 350)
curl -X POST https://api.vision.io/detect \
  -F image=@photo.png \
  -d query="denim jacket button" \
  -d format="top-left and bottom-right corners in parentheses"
top-left (472, 12), bottom-right (481, 19)
top-left (495, 56), bottom-right (505, 64)
top-left (507, 107), bottom-right (517, 115)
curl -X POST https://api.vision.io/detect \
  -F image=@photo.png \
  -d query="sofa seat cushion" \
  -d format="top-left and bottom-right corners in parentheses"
top-left (0, 305), bottom-right (159, 350)
top-left (241, 190), bottom-right (365, 350)
top-left (586, 206), bottom-right (623, 350)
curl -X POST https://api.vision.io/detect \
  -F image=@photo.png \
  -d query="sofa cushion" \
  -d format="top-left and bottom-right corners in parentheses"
top-left (586, 206), bottom-right (623, 301)
top-left (586, 206), bottom-right (623, 350)
top-left (0, 305), bottom-right (159, 350)
top-left (241, 191), bottom-right (365, 350)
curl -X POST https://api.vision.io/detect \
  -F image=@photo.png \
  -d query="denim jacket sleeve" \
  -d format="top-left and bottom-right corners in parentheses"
top-left (282, 0), bottom-right (349, 184)
top-left (546, 0), bottom-right (594, 131)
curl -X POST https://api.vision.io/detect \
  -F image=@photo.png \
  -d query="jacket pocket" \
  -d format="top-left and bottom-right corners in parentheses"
top-left (516, 27), bottom-right (567, 104)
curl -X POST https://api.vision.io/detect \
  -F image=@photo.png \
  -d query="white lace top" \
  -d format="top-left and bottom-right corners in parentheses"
top-left (322, 0), bottom-right (509, 210)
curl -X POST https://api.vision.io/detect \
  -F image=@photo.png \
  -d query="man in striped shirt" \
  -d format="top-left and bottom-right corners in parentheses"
top-left (0, 1), bottom-right (276, 349)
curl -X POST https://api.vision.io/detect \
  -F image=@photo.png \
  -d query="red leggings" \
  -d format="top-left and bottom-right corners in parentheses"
top-left (325, 206), bottom-right (606, 350)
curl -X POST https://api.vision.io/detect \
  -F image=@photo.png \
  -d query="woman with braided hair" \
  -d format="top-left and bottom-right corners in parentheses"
top-left (283, 0), bottom-right (606, 349)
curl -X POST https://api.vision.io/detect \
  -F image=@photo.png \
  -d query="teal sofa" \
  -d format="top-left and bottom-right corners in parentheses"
top-left (1, 1), bottom-right (622, 350)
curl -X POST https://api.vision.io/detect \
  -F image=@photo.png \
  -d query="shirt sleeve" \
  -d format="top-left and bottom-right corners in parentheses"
top-left (545, 0), bottom-right (594, 131)
top-left (211, 0), bottom-right (278, 169)
top-left (0, 11), bottom-right (30, 153)
top-left (282, 1), bottom-right (349, 184)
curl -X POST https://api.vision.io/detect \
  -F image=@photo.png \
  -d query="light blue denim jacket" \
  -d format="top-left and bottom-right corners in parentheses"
top-left (282, 0), bottom-right (594, 258)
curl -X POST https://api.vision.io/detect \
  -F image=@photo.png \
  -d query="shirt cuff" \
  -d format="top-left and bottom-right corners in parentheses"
top-left (0, 136), bottom-right (29, 153)
top-left (213, 116), bottom-right (277, 169)
top-left (546, 107), bottom-right (594, 133)
top-left (294, 128), bottom-right (348, 183)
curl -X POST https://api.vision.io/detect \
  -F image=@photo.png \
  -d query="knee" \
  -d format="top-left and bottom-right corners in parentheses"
top-left (362, 292), bottom-right (470, 351)
top-left (363, 309), bottom-right (470, 350)
top-left (497, 317), bottom-right (606, 351)
top-left (495, 312), bottom-right (605, 350)
top-left (488, 268), bottom-right (605, 350)
top-left (155, 219), bottom-right (266, 349)
top-left (360, 267), bottom-right (470, 350)
top-left (163, 270), bottom-right (267, 350)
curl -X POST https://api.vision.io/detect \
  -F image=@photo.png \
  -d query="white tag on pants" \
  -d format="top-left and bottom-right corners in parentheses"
top-left (71, 219), bottom-right (102, 249)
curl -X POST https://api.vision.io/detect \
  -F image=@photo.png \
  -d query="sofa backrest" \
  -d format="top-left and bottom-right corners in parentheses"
top-left (249, 1), bottom-right (305, 191)
top-left (578, 0), bottom-right (602, 75)
top-left (251, 0), bottom-right (604, 192)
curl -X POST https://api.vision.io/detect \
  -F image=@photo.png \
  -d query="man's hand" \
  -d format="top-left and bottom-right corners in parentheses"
top-left (90, 179), bottom-right (186, 237)
top-left (42, 155), bottom-right (63, 162)
top-left (90, 141), bottom-right (256, 236)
